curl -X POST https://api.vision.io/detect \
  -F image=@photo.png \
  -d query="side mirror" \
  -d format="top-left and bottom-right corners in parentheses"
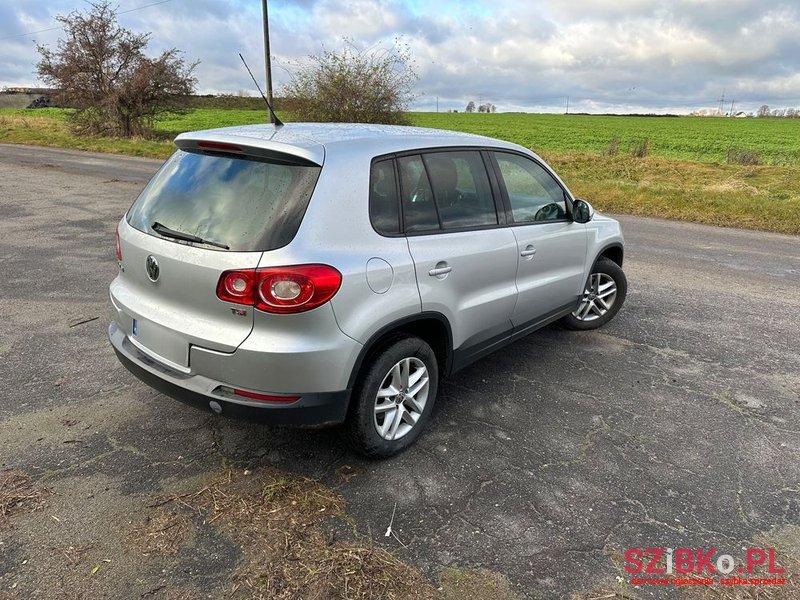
top-left (572, 199), bottom-right (595, 223)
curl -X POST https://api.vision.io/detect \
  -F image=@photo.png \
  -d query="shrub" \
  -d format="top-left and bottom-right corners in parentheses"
top-left (605, 135), bottom-right (620, 156)
top-left (632, 138), bottom-right (649, 158)
top-left (726, 147), bottom-right (761, 166)
top-left (283, 39), bottom-right (417, 125)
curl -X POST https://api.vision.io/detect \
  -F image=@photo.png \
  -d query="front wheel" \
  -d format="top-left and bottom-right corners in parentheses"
top-left (560, 258), bottom-right (627, 330)
top-left (346, 335), bottom-right (438, 458)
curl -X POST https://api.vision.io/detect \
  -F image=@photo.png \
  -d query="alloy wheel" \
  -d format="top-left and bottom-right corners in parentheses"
top-left (572, 272), bottom-right (617, 321)
top-left (373, 357), bottom-right (430, 441)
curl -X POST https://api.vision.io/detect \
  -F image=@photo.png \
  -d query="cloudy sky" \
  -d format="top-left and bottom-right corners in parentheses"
top-left (1, 0), bottom-right (799, 114)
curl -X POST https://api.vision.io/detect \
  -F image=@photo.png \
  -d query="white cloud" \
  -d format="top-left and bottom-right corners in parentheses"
top-left (0, 0), bottom-right (798, 113)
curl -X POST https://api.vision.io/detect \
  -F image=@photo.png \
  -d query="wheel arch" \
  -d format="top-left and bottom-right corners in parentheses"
top-left (346, 312), bottom-right (454, 393)
top-left (593, 243), bottom-right (624, 268)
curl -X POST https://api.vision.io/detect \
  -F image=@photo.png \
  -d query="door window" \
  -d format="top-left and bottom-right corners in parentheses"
top-left (494, 153), bottom-right (568, 223)
top-left (398, 155), bottom-right (440, 232)
top-left (398, 151), bottom-right (498, 233)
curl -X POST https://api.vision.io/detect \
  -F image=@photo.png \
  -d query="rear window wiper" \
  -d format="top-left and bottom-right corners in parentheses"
top-left (151, 222), bottom-right (230, 250)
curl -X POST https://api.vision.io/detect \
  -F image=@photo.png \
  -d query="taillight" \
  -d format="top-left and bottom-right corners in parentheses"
top-left (216, 265), bottom-right (342, 314)
top-left (115, 224), bottom-right (123, 264)
top-left (217, 270), bottom-right (257, 304)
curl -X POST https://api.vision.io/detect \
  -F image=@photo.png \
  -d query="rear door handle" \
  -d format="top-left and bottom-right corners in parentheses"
top-left (520, 245), bottom-right (537, 258)
top-left (428, 262), bottom-right (452, 277)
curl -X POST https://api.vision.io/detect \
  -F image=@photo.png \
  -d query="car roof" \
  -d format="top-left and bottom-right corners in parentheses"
top-left (175, 122), bottom-right (529, 166)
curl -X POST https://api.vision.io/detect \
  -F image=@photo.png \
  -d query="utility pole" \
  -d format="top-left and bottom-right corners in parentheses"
top-left (261, 0), bottom-right (274, 113)
top-left (729, 99), bottom-right (735, 116)
top-left (717, 89), bottom-right (725, 115)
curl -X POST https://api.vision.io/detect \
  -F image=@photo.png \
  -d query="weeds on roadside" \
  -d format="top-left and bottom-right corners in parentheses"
top-left (604, 135), bottom-right (621, 156)
top-left (631, 138), bottom-right (649, 158)
top-left (727, 147), bottom-right (761, 166)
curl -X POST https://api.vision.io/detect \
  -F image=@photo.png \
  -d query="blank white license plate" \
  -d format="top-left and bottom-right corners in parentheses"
top-left (131, 316), bottom-right (189, 368)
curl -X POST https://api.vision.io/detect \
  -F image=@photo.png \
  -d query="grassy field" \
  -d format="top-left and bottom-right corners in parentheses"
top-left (1, 107), bottom-right (799, 234)
top-left (412, 112), bottom-right (800, 166)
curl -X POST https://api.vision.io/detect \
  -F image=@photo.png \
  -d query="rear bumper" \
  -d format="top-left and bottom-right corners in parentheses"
top-left (108, 321), bottom-right (351, 426)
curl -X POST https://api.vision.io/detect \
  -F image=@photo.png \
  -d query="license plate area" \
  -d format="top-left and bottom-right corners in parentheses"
top-left (130, 316), bottom-right (189, 369)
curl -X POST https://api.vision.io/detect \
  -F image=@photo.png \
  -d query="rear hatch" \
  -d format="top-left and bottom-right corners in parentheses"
top-left (111, 136), bottom-right (323, 369)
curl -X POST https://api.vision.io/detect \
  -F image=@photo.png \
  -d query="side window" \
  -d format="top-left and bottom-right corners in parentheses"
top-left (369, 159), bottom-right (400, 235)
top-left (423, 152), bottom-right (497, 229)
top-left (398, 155), bottom-right (440, 232)
top-left (495, 153), bottom-right (568, 223)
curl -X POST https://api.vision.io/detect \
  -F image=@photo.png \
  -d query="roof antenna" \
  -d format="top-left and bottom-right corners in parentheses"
top-left (239, 53), bottom-right (283, 128)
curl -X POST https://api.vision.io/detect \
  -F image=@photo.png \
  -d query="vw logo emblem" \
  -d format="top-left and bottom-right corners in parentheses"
top-left (145, 255), bottom-right (160, 282)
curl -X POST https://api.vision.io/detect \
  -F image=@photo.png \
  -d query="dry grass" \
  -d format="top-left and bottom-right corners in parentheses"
top-left (127, 505), bottom-right (193, 556)
top-left (144, 468), bottom-right (438, 600)
top-left (0, 469), bottom-right (47, 525)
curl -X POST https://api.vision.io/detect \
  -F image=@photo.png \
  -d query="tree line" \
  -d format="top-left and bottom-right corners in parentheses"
top-left (757, 105), bottom-right (800, 118)
top-left (464, 101), bottom-right (496, 113)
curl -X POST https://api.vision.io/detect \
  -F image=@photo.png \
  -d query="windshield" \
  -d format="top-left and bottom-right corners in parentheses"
top-left (127, 150), bottom-right (321, 252)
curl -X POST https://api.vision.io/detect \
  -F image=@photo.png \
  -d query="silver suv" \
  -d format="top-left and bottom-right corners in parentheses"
top-left (109, 123), bottom-right (627, 457)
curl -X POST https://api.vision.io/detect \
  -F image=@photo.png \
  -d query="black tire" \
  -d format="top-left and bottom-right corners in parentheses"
top-left (346, 335), bottom-right (438, 458)
top-left (560, 257), bottom-right (627, 330)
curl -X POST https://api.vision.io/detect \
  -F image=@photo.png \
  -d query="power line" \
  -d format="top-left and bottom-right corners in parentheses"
top-left (0, 0), bottom-right (177, 42)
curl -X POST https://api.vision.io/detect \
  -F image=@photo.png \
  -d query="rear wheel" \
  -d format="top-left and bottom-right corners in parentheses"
top-left (346, 335), bottom-right (438, 458)
top-left (561, 258), bottom-right (627, 330)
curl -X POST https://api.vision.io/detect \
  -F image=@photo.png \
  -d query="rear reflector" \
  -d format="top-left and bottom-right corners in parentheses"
top-left (115, 223), bottom-right (122, 263)
top-left (233, 389), bottom-right (300, 403)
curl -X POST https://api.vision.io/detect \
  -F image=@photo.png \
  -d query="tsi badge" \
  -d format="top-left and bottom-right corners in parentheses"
top-left (145, 255), bottom-right (160, 282)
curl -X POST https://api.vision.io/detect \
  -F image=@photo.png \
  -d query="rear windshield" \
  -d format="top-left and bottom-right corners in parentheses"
top-left (127, 150), bottom-right (321, 252)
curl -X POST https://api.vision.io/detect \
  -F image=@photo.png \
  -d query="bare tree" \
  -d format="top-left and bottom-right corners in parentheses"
top-left (465, 101), bottom-right (476, 113)
top-left (283, 39), bottom-right (417, 125)
top-left (36, 1), bottom-right (197, 137)
top-left (756, 104), bottom-right (771, 117)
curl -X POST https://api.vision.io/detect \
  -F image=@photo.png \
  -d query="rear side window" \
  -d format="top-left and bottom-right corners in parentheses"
top-left (398, 155), bottom-right (439, 232)
top-left (127, 150), bottom-right (321, 251)
top-left (397, 150), bottom-right (498, 233)
top-left (369, 159), bottom-right (400, 235)
top-left (423, 152), bottom-right (497, 229)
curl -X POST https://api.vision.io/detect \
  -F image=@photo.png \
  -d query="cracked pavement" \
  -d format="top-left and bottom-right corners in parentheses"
top-left (0, 144), bottom-right (799, 598)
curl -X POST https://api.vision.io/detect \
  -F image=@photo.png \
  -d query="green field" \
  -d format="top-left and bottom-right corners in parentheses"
top-left (412, 112), bottom-right (800, 166)
top-left (163, 110), bottom-right (800, 166)
top-left (1, 107), bottom-right (799, 234)
top-left (3, 107), bottom-right (799, 165)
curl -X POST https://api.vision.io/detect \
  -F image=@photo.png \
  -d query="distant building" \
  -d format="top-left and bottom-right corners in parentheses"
top-left (2, 87), bottom-right (56, 95)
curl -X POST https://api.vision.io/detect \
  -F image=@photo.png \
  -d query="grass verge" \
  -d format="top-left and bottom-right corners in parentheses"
top-left (545, 152), bottom-right (800, 235)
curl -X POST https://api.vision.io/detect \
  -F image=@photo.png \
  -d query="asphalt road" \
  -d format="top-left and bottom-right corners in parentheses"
top-left (1, 144), bottom-right (799, 599)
